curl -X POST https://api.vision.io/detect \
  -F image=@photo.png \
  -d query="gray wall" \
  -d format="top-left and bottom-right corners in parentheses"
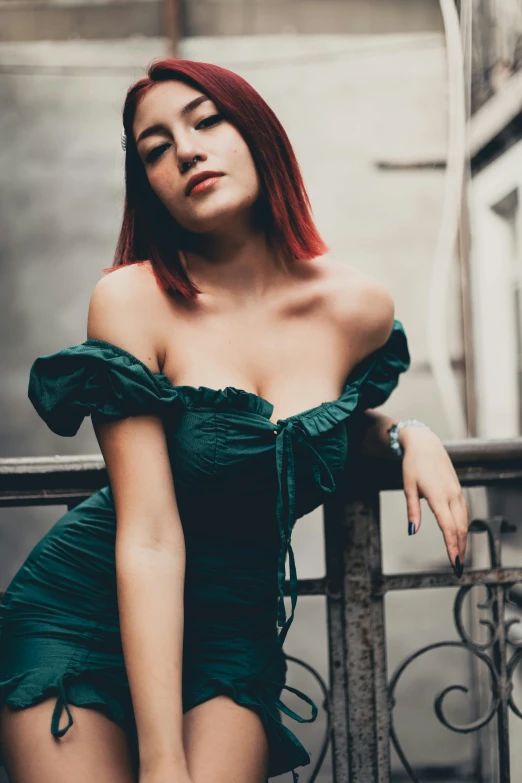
top-left (185, 0), bottom-right (443, 36)
top-left (0, 0), bottom-right (442, 42)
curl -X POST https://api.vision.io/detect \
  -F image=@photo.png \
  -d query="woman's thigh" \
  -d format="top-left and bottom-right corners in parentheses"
top-left (0, 698), bottom-right (136, 783)
top-left (183, 694), bottom-right (269, 783)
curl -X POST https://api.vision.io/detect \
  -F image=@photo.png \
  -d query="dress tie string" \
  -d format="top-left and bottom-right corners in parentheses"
top-left (274, 419), bottom-right (337, 641)
top-left (267, 420), bottom-right (335, 782)
top-left (246, 675), bottom-right (319, 783)
top-left (239, 419), bottom-right (337, 679)
top-left (50, 674), bottom-right (74, 738)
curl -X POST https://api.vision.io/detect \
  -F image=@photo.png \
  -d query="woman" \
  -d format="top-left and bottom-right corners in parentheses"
top-left (0, 58), bottom-right (468, 783)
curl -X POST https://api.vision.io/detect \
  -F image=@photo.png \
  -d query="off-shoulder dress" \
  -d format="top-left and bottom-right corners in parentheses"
top-left (0, 319), bottom-right (410, 781)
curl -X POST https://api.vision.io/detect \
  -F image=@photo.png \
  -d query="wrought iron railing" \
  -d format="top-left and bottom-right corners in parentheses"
top-left (1, 437), bottom-right (522, 782)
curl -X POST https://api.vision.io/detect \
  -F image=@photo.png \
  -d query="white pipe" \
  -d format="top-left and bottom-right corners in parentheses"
top-left (427, 0), bottom-right (468, 439)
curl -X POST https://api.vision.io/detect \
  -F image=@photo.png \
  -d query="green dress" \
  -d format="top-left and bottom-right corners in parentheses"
top-left (0, 319), bottom-right (410, 781)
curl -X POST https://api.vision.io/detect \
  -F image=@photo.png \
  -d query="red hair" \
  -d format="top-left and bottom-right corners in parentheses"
top-left (106, 57), bottom-right (329, 298)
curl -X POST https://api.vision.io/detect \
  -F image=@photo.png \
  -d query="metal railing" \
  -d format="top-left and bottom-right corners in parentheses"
top-left (1, 438), bottom-right (522, 782)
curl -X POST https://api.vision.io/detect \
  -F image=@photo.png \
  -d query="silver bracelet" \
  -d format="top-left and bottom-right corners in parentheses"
top-left (387, 419), bottom-right (431, 458)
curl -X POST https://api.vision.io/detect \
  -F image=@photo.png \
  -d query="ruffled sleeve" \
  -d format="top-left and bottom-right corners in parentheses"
top-left (337, 318), bottom-right (410, 449)
top-left (350, 318), bottom-right (411, 411)
top-left (28, 339), bottom-right (178, 437)
top-left (297, 319), bottom-right (411, 438)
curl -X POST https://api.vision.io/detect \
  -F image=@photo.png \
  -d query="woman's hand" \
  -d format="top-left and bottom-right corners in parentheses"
top-left (400, 425), bottom-right (469, 575)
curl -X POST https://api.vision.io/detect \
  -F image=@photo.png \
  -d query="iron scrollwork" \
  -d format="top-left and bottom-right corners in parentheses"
top-left (388, 517), bottom-right (522, 783)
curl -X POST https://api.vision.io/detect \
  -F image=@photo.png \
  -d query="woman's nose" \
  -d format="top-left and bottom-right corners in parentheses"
top-left (177, 146), bottom-right (207, 173)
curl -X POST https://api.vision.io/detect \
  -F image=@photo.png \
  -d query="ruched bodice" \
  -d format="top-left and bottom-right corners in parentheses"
top-left (0, 318), bottom-right (410, 781)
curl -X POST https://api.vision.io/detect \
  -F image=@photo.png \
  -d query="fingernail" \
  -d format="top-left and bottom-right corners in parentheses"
top-left (408, 521), bottom-right (416, 535)
top-left (453, 555), bottom-right (464, 578)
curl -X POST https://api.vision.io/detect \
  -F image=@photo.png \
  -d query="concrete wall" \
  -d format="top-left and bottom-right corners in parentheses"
top-left (0, 0), bottom-right (442, 42)
top-left (0, 0), bottom-right (165, 42)
top-left (185, 0), bottom-right (443, 36)
top-left (0, 31), bottom-right (479, 781)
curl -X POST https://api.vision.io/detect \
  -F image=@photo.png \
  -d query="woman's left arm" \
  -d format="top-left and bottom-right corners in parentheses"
top-left (355, 409), bottom-right (469, 578)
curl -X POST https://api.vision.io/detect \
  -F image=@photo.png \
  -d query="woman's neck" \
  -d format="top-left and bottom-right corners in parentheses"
top-left (180, 232), bottom-right (290, 301)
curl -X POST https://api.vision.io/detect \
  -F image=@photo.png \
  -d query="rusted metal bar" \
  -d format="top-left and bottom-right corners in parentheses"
top-left (337, 491), bottom-right (390, 783)
top-left (487, 515), bottom-right (511, 783)
top-left (493, 580), bottom-right (511, 782)
top-left (3, 437), bottom-right (522, 504)
top-left (0, 455), bottom-right (105, 506)
top-left (366, 490), bottom-right (391, 783)
top-left (374, 566), bottom-right (522, 595)
top-left (324, 491), bottom-right (349, 783)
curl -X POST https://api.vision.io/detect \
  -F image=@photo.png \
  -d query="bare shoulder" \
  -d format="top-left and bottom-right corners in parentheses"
top-left (321, 258), bottom-right (395, 358)
top-left (87, 262), bottom-right (163, 373)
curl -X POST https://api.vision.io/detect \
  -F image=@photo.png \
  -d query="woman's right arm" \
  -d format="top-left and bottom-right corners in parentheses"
top-left (87, 269), bottom-right (191, 780)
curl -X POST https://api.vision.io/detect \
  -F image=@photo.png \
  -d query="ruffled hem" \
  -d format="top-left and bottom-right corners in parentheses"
top-left (0, 665), bottom-right (316, 780)
top-left (187, 674), bottom-right (317, 780)
top-left (0, 665), bottom-right (137, 769)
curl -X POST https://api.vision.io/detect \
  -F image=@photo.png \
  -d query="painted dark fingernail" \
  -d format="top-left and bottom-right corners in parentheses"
top-left (453, 555), bottom-right (464, 578)
top-left (408, 521), bottom-right (416, 536)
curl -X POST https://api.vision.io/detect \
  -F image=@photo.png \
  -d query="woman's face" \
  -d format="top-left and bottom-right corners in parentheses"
top-left (132, 80), bottom-right (261, 234)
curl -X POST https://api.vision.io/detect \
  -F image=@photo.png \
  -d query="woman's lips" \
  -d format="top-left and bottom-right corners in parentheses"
top-left (188, 175), bottom-right (223, 196)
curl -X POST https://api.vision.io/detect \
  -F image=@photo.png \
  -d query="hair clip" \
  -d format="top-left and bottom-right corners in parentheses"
top-left (121, 129), bottom-right (126, 151)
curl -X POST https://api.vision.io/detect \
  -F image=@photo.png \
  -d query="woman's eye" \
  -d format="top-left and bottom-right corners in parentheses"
top-left (145, 114), bottom-right (223, 163)
top-left (196, 113), bottom-right (223, 129)
top-left (146, 144), bottom-right (169, 163)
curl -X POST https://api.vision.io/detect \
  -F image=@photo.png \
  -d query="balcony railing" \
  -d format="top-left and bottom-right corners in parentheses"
top-left (1, 437), bottom-right (522, 782)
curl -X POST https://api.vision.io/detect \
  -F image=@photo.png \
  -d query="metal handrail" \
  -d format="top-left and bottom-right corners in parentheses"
top-left (2, 437), bottom-right (522, 504)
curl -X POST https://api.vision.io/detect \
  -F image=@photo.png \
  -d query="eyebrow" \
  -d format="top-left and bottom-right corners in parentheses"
top-left (136, 95), bottom-right (211, 145)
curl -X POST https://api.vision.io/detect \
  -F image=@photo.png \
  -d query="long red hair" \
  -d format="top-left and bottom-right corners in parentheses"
top-left (107, 57), bottom-right (329, 298)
